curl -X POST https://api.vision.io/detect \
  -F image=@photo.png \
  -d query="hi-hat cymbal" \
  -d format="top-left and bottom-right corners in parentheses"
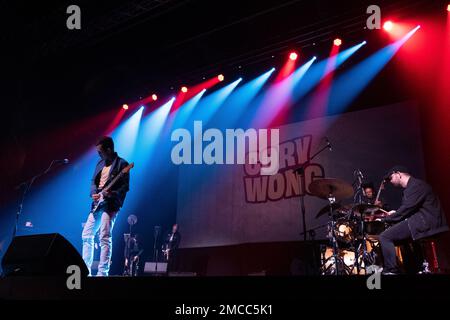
top-left (309, 178), bottom-right (354, 201)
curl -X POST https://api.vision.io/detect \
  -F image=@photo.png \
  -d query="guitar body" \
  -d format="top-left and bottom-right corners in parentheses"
top-left (162, 244), bottom-right (170, 260)
top-left (90, 191), bottom-right (106, 215)
top-left (163, 249), bottom-right (170, 260)
top-left (89, 162), bottom-right (134, 215)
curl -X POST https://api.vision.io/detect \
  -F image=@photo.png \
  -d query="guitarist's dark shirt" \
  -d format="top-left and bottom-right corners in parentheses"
top-left (90, 152), bottom-right (130, 212)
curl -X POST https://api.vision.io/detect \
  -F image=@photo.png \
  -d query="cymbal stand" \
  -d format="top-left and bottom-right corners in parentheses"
top-left (352, 170), bottom-right (368, 274)
top-left (321, 191), bottom-right (345, 275)
top-left (295, 140), bottom-right (333, 241)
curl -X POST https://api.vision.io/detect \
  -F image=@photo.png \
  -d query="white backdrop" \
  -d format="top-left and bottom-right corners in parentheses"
top-left (176, 102), bottom-right (425, 248)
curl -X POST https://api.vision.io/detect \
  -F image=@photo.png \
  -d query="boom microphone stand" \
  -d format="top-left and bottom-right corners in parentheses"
top-left (153, 226), bottom-right (161, 272)
top-left (12, 159), bottom-right (68, 238)
top-left (294, 138), bottom-right (332, 241)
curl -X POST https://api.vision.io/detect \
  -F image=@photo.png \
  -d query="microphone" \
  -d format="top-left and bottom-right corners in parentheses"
top-left (55, 159), bottom-right (70, 164)
top-left (325, 137), bottom-right (332, 152)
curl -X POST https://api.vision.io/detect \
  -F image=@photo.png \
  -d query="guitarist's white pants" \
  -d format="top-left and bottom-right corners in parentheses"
top-left (81, 210), bottom-right (118, 276)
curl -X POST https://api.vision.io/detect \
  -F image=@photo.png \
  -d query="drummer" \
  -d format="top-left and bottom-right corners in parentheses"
top-left (378, 166), bottom-right (449, 275)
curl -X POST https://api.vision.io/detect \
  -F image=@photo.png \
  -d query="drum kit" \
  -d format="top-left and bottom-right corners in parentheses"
top-left (309, 177), bottom-right (388, 275)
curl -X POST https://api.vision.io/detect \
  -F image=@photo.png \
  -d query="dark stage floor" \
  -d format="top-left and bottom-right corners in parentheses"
top-left (1, 274), bottom-right (450, 301)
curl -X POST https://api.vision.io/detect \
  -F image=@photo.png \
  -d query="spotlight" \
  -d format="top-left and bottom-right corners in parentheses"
top-left (152, 94), bottom-right (158, 101)
top-left (383, 21), bottom-right (393, 31)
top-left (333, 38), bottom-right (342, 46)
top-left (289, 52), bottom-right (298, 61)
top-left (218, 74), bottom-right (224, 82)
top-left (181, 86), bottom-right (188, 93)
top-left (122, 104), bottom-right (129, 110)
top-left (447, 4), bottom-right (450, 12)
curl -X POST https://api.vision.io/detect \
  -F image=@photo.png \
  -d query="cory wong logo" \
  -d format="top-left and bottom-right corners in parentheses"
top-left (243, 135), bottom-right (325, 203)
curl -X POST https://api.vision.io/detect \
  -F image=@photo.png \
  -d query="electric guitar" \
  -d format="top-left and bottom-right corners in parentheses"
top-left (374, 179), bottom-right (385, 205)
top-left (90, 162), bottom-right (134, 214)
top-left (162, 244), bottom-right (170, 260)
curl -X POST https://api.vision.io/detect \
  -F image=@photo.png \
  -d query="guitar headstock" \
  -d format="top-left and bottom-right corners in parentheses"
top-left (122, 162), bottom-right (134, 174)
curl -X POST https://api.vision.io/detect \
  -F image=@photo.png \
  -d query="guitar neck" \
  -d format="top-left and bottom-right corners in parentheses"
top-left (102, 172), bottom-right (124, 193)
top-left (375, 180), bottom-right (384, 203)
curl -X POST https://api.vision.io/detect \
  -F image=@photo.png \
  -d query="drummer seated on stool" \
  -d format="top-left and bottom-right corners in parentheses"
top-left (378, 166), bottom-right (449, 275)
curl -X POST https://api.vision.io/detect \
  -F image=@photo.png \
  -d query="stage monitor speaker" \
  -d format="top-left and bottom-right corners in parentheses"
top-left (1, 233), bottom-right (89, 277)
top-left (144, 262), bottom-right (167, 274)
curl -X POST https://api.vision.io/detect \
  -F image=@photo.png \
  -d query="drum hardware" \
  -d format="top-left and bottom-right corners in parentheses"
top-left (309, 178), bottom-right (354, 275)
top-left (310, 171), bottom-right (395, 275)
top-left (350, 169), bottom-right (384, 274)
top-left (315, 203), bottom-right (352, 219)
top-left (321, 247), bottom-right (361, 275)
top-left (294, 138), bottom-right (333, 242)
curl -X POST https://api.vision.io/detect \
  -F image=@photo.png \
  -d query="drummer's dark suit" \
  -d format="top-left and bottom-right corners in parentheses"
top-left (379, 177), bottom-right (448, 273)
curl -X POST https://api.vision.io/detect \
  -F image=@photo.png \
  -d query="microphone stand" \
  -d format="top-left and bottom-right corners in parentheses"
top-left (294, 140), bottom-right (331, 275)
top-left (12, 160), bottom-right (63, 239)
top-left (153, 226), bottom-right (161, 273)
top-left (294, 141), bottom-right (332, 241)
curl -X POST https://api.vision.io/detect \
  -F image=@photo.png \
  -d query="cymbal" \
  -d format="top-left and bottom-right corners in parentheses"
top-left (309, 178), bottom-right (354, 201)
top-left (315, 203), bottom-right (352, 218)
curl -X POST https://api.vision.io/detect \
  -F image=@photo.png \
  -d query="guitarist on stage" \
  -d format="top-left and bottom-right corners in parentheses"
top-left (162, 224), bottom-right (181, 272)
top-left (82, 136), bottom-right (130, 276)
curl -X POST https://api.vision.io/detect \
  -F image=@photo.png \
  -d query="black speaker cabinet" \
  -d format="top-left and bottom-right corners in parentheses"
top-left (1, 233), bottom-right (88, 277)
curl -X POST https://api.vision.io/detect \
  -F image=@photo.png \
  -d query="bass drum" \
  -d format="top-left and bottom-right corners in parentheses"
top-left (321, 247), bottom-right (365, 275)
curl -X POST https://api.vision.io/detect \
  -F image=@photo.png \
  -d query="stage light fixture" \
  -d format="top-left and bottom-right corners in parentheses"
top-left (289, 52), bottom-right (298, 61)
top-left (447, 4), bottom-right (450, 12)
top-left (383, 21), bottom-right (394, 31)
top-left (218, 74), bottom-right (224, 81)
top-left (152, 94), bottom-right (158, 101)
top-left (122, 104), bottom-right (129, 110)
top-left (333, 38), bottom-right (342, 46)
top-left (181, 86), bottom-right (188, 93)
